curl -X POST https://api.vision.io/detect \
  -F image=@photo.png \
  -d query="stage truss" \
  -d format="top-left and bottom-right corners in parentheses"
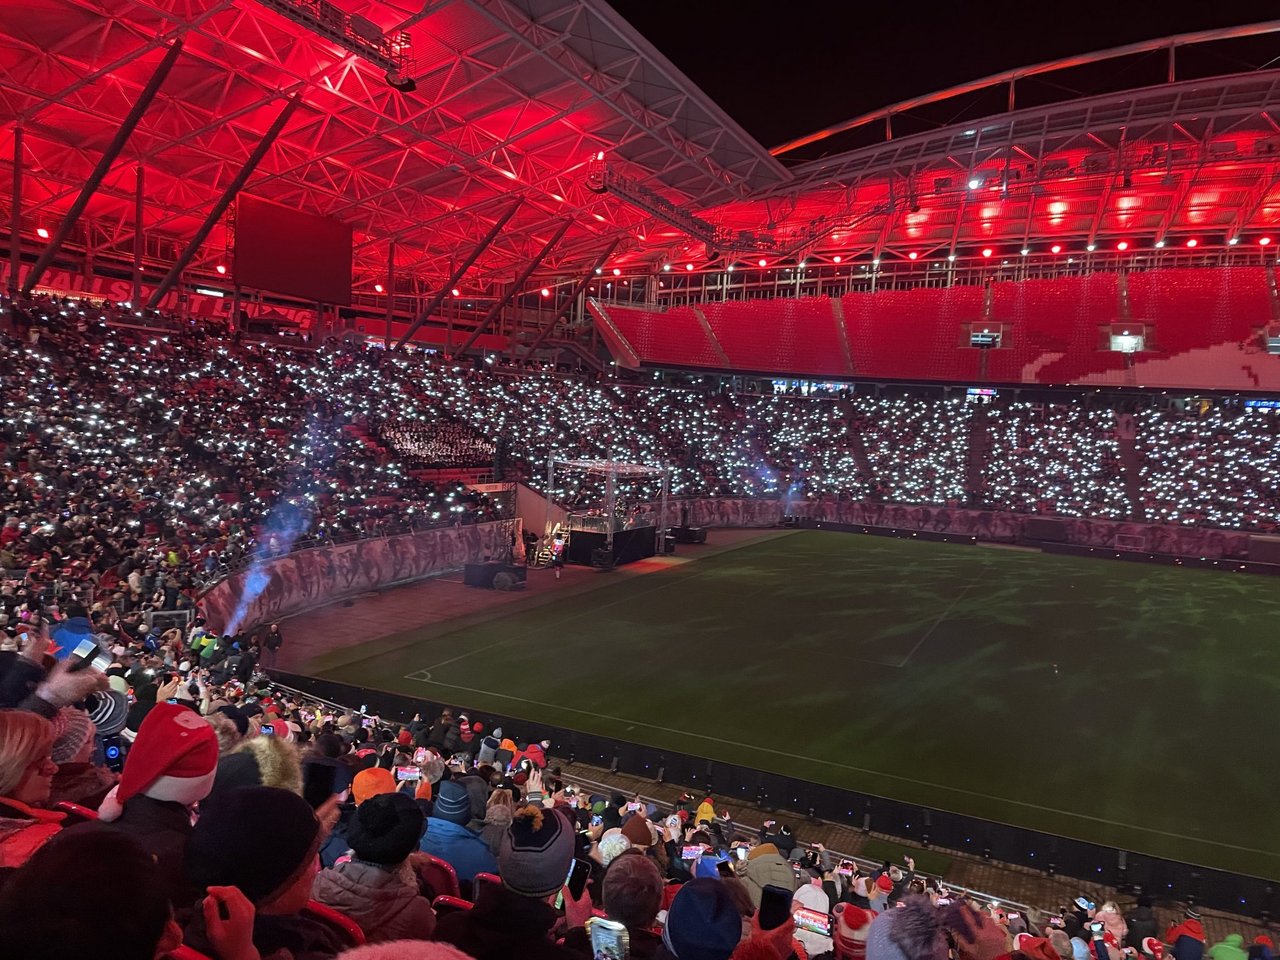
top-left (547, 457), bottom-right (670, 553)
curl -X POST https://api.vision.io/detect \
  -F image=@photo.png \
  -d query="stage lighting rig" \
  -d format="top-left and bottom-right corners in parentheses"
top-left (252, 0), bottom-right (415, 89)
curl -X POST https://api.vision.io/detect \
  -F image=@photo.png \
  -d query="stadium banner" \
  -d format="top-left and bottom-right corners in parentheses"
top-left (649, 497), bottom-right (787, 529)
top-left (200, 520), bottom-right (515, 632)
top-left (788, 498), bottom-right (1250, 559)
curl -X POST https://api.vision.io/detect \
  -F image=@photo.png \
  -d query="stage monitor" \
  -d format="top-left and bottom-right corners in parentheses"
top-left (234, 195), bottom-right (353, 305)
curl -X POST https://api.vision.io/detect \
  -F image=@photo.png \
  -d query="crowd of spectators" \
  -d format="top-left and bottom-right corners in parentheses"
top-left (379, 421), bottom-right (496, 469)
top-left (0, 614), bottom-right (1266, 960)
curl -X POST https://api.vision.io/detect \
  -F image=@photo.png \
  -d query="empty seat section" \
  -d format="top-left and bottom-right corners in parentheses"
top-left (1033, 273), bottom-right (1120, 383)
top-left (701, 301), bottom-right (780, 371)
top-left (608, 305), bottom-right (724, 367)
top-left (842, 287), bottom-right (981, 381)
top-left (773, 297), bottom-right (845, 376)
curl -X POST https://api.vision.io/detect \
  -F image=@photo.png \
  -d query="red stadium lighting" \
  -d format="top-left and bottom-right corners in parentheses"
top-left (908, 252), bottom-right (918, 260)
top-left (981, 248), bottom-right (993, 258)
top-left (450, 288), bottom-right (461, 297)
top-left (1185, 239), bottom-right (1198, 248)
top-left (832, 255), bottom-right (842, 263)
top-left (612, 267), bottom-right (621, 276)
top-left (757, 258), bottom-right (767, 267)
top-left (540, 287), bottom-right (551, 297)
top-left (1116, 241), bottom-right (1129, 252)
top-left (1261, 237), bottom-right (1273, 246)
top-left (215, 264), bottom-right (227, 274)
top-left (685, 263), bottom-right (694, 271)
top-left (373, 283), bottom-right (384, 293)
top-left (36, 227), bottom-right (49, 239)
top-left (1050, 244), bottom-right (1062, 254)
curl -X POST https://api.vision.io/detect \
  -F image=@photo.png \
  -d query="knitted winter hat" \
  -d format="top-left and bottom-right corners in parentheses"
top-left (433, 780), bottom-right (472, 825)
top-left (621, 814), bottom-right (654, 847)
top-left (865, 897), bottom-right (948, 960)
top-left (352, 767), bottom-right (397, 806)
top-left (833, 902), bottom-right (873, 958)
top-left (875, 874), bottom-right (895, 893)
top-left (186, 786), bottom-right (321, 906)
top-left (85, 688), bottom-right (128, 736)
top-left (348, 791), bottom-right (424, 866)
top-left (661, 877), bottom-right (742, 960)
top-left (597, 829), bottom-right (632, 866)
top-left (499, 805), bottom-right (574, 898)
top-left (333, 942), bottom-right (474, 960)
top-left (1142, 941), bottom-right (1166, 960)
top-left (50, 707), bottom-right (94, 765)
top-left (97, 703), bottom-right (218, 822)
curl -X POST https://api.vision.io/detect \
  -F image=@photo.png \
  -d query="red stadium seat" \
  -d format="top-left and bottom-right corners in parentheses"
top-left (415, 853), bottom-right (461, 901)
top-left (164, 947), bottom-right (213, 960)
top-left (432, 895), bottom-right (474, 917)
top-left (472, 871), bottom-right (503, 906)
top-left (54, 801), bottom-right (99, 822)
top-left (302, 901), bottom-right (365, 947)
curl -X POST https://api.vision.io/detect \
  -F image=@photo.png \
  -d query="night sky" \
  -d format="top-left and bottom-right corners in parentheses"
top-left (609, 1), bottom-right (1280, 156)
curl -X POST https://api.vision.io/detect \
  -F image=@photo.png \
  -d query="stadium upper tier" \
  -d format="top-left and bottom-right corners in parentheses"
top-left (593, 265), bottom-right (1280, 390)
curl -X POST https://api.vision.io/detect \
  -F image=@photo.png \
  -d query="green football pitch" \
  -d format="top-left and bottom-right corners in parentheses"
top-left (315, 530), bottom-right (1280, 880)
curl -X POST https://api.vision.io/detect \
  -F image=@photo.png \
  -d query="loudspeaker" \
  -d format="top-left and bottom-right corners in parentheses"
top-left (671, 526), bottom-right (707, 544)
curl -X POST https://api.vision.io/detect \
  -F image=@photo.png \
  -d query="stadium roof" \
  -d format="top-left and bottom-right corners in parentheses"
top-left (5, 3), bottom-right (1280, 294)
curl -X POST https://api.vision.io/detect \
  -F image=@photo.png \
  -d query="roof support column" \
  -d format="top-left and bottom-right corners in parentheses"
top-left (148, 93), bottom-right (299, 309)
top-left (520, 240), bottom-right (619, 360)
top-left (23, 39), bottom-right (183, 296)
top-left (452, 218), bottom-right (570, 358)
top-left (9, 126), bottom-right (21, 295)
top-left (394, 200), bottom-right (520, 350)
top-left (132, 165), bottom-right (144, 307)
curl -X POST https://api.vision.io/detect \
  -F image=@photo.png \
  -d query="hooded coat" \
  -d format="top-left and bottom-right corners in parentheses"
top-left (1209, 935), bottom-right (1249, 960)
top-left (740, 843), bottom-right (798, 909)
top-left (311, 859), bottom-right (436, 943)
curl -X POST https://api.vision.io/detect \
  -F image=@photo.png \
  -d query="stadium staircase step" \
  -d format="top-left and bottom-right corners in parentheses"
top-left (688, 305), bottom-right (732, 367)
top-left (831, 297), bottom-right (855, 375)
top-left (1116, 429), bottom-right (1147, 522)
top-left (965, 409), bottom-right (993, 506)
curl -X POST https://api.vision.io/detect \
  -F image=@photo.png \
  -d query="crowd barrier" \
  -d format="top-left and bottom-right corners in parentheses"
top-left (786, 499), bottom-right (1253, 559)
top-left (200, 519), bottom-right (518, 631)
top-left (273, 671), bottom-right (1277, 917)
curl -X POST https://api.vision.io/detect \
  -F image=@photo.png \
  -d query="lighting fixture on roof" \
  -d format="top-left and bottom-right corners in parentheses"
top-left (662, 263), bottom-right (671, 271)
top-left (1185, 239), bottom-right (1197, 248)
top-left (252, 1), bottom-right (414, 88)
top-left (981, 248), bottom-right (993, 258)
top-left (947, 254), bottom-right (956, 262)
top-left (1155, 240), bottom-right (1166, 248)
top-left (612, 267), bottom-right (621, 276)
top-left (215, 264), bottom-right (227, 274)
top-left (1261, 237), bottom-right (1273, 246)
top-left (832, 255), bottom-right (842, 263)
top-left (757, 259), bottom-right (767, 267)
top-left (1086, 244), bottom-right (1097, 252)
top-left (36, 227), bottom-right (49, 239)
top-left (798, 260), bottom-right (806, 268)
top-left (1116, 241), bottom-right (1129, 252)
top-left (1228, 236), bottom-right (1240, 245)
top-left (1050, 244), bottom-right (1062, 254)
top-left (540, 288), bottom-right (551, 297)
top-left (594, 268), bottom-right (603, 275)
top-left (725, 264), bottom-right (733, 271)
top-left (374, 283), bottom-right (384, 293)
top-left (967, 177), bottom-right (982, 190)
top-left (908, 252), bottom-right (918, 260)
top-left (686, 263), bottom-right (694, 271)
top-left (1020, 248), bottom-right (1030, 256)
top-left (872, 259), bottom-right (880, 267)
top-left (450, 288), bottom-right (461, 297)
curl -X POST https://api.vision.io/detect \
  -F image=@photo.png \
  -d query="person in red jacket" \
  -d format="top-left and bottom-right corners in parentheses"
top-left (1165, 908), bottom-right (1207, 960)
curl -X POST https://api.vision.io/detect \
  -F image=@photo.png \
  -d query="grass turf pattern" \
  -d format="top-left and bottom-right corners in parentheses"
top-left (320, 531), bottom-right (1280, 879)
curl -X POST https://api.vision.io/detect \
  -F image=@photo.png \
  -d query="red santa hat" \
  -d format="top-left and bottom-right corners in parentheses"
top-left (97, 703), bottom-right (218, 822)
top-left (832, 903), bottom-right (872, 959)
